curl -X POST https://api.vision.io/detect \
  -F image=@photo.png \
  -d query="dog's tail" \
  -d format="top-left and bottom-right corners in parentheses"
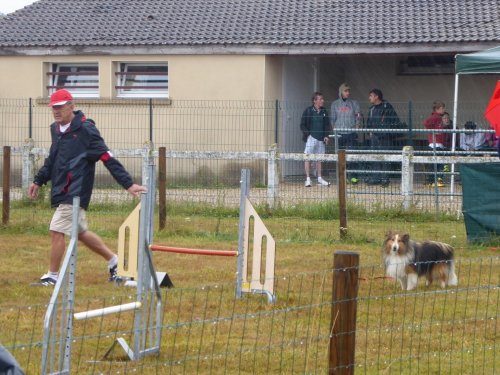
top-left (447, 260), bottom-right (458, 286)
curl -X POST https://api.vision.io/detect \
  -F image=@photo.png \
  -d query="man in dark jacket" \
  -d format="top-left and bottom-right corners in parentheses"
top-left (366, 88), bottom-right (400, 186)
top-left (28, 89), bottom-right (146, 286)
top-left (300, 92), bottom-right (331, 187)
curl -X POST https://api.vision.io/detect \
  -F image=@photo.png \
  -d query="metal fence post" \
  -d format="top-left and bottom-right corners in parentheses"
top-left (407, 100), bottom-right (413, 146)
top-left (274, 99), bottom-right (279, 144)
top-left (337, 150), bottom-right (347, 239)
top-left (267, 144), bottom-right (279, 207)
top-left (158, 146), bottom-right (167, 230)
top-left (29, 97), bottom-right (33, 139)
top-left (329, 251), bottom-right (359, 375)
top-left (149, 98), bottom-right (153, 143)
top-left (401, 146), bottom-right (414, 210)
top-left (2, 146), bottom-right (11, 225)
top-left (22, 138), bottom-right (34, 193)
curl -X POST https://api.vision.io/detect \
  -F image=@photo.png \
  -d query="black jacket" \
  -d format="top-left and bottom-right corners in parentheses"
top-left (300, 105), bottom-right (331, 142)
top-left (366, 101), bottom-right (400, 130)
top-left (34, 111), bottom-right (133, 209)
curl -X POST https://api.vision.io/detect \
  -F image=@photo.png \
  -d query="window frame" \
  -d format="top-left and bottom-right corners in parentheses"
top-left (398, 55), bottom-right (455, 75)
top-left (115, 62), bottom-right (169, 98)
top-left (47, 63), bottom-right (99, 98)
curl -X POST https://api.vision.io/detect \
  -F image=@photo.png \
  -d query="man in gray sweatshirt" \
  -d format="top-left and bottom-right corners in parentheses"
top-left (330, 83), bottom-right (362, 183)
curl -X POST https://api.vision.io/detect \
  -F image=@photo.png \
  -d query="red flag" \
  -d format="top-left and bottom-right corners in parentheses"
top-left (484, 80), bottom-right (500, 136)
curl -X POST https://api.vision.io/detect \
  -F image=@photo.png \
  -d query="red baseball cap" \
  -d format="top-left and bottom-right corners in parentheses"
top-left (48, 89), bottom-right (73, 107)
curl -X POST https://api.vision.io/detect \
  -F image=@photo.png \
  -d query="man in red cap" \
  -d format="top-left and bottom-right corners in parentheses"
top-left (28, 89), bottom-right (146, 286)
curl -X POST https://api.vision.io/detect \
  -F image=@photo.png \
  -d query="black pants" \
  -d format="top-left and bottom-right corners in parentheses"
top-left (368, 134), bottom-right (390, 182)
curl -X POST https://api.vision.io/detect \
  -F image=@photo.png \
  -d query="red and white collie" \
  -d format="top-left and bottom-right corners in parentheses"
top-left (383, 231), bottom-right (458, 291)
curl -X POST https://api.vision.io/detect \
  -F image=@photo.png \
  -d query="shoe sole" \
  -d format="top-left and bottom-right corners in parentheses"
top-left (30, 282), bottom-right (55, 287)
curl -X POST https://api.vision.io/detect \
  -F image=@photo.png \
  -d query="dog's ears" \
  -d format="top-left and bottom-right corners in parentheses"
top-left (385, 230), bottom-right (393, 239)
top-left (402, 233), bottom-right (410, 242)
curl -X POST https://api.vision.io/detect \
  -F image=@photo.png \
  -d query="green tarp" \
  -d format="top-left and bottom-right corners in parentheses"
top-left (455, 46), bottom-right (500, 74)
top-left (461, 163), bottom-right (500, 241)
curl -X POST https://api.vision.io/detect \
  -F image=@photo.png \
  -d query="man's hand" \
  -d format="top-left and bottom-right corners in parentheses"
top-left (324, 136), bottom-right (330, 145)
top-left (127, 184), bottom-right (147, 197)
top-left (28, 183), bottom-right (39, 199)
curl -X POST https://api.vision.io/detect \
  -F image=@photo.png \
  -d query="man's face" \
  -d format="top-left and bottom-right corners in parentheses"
top-left (368, 93), bottom-right (379, 104)
top-left (313, 95), bottom-right (324, 109)
top-left (51, 102), bottom-right (74, 124)
top-left (342, 89), bottom-right (350, 99)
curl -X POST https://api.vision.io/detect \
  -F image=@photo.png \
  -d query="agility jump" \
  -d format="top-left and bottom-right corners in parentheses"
top-left (41, 164), bottom-right (276, 370)
top-left (117, 168), bottom-right (276, 303)
top-left (75, 161), bottom-right (163, 362)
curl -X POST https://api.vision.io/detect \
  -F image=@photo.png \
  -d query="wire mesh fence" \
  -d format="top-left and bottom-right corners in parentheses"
top-left (1, 98), bottom-right (495, 149)
top-left (1, 98), bottom-right (499, 373)
top-left (3, 144), bottom-right (500, 245)
top-left (1, 257), bottom-right (497, 374)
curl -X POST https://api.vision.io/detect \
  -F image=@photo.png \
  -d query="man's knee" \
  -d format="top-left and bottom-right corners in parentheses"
top-left (50, 230), bottom-right (64, 238)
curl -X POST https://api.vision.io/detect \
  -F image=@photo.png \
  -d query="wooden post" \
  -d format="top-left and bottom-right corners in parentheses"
top-left (2, 146), bottom-right (11, 225)
top-left (329, 251), bottom-right (359, 374)
top-left (158, 147), bottom-right (166, 230)
top-left (337, 150), bottom-right (347, 239)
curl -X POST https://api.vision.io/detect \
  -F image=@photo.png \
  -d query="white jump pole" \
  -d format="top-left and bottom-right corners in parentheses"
top-left (74, 302), bottom-right (142, 321)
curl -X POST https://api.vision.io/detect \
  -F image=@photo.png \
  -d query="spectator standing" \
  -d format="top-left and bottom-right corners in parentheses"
top-left (424, 101), bottom-right (447, 150)
top-left (300, 92), bottom-right (331, 187)
top-left (442, 111), bottom-right (454, 149)
top-left (365, 88), bottom-right (399, 186)
top-left (330, 83), bottom-right (362, 183)
top-left (28, 89), bottom-right (146, 286)
top-left (423, 101), bottom-right (448, 186)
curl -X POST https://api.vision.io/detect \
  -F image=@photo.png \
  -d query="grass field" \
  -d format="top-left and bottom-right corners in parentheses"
top-left (0, 200), bottom-right (498, 374)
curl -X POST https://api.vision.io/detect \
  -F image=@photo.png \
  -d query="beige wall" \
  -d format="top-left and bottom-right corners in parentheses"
top-left (0, 54), bottom-right (270, 100)
top-left (0, 54), bottom-right (277, 182)
top-left (0, 56), bottom-right (45, 98)
top-left (264, 56), bottom-right (283, 102)
top-left (170, 55), bottom-right (266, 100)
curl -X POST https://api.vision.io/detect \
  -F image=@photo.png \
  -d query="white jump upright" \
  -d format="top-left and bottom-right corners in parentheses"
top-left (236, 169), bottom-right (276, 303)
top-left (41, 197), bottom-right (80, 375)
top-left (103, 159), bottom-right (163, 360)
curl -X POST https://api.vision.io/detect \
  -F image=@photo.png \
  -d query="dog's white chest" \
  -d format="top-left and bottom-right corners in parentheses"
top-left (385, 255), bottom-right (407, 279)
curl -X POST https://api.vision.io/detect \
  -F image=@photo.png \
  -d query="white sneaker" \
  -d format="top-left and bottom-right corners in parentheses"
top-left (305, 177), bottom-right (312, 187)
top-left (39, 273), bottom-right (57, 286)
top-left (317, 177), bottom-right (330, 186)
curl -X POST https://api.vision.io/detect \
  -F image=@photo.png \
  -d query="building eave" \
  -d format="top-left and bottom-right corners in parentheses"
top-left (0, 42), bottom-right (498, 57)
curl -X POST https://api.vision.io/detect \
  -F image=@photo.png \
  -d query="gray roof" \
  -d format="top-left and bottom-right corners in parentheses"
top-left (0, 0), bottom-right (499, 53)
